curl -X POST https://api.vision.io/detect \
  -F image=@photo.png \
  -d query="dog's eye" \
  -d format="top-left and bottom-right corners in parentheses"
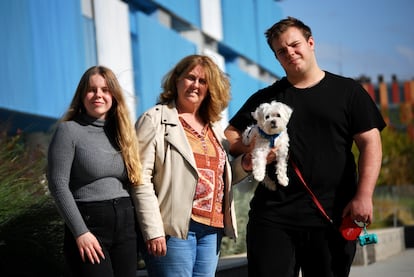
top-left (276, 113), bottom-right (281, 117)
top-left (265, 115), bottom-right (270, 119)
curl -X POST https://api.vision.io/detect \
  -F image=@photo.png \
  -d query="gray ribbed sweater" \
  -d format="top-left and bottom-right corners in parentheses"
top-left (47, 115), bottom-right (130, 237)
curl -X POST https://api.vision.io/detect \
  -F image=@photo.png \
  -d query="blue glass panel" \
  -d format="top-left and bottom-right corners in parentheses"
top-left (221, 0), bottom-right (257, 61)
top-left (226, 62), bottom-right (269, 118)
top-left (130, 12), bottom-right (197, 117)
top-left (0, 0), bottom-right (87, 120)
top-left (155, 0), bottom-right (200, 28)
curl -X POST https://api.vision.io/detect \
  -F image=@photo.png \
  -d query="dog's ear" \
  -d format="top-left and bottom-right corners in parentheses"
top-left (281, 104), bottom-right (293, 121)
top-left (251, 110), bottom-right (258, 120)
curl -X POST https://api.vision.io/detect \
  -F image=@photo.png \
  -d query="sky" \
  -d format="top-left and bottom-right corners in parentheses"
top-left (277, 0), bottom-right (414, 83)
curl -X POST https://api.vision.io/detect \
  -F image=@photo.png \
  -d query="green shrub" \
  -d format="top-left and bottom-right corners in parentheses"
top-left (0, 131), bottom-right (64, 277)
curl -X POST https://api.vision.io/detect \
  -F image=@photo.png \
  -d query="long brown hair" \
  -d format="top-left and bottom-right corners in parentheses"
top-left (62, 65), bottom-right (142, 185)
top-left (158, 54), bottom-right (231, 123)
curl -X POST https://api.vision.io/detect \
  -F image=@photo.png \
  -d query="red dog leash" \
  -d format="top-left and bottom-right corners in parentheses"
top-left (291, 160), bottom-right (333, 224)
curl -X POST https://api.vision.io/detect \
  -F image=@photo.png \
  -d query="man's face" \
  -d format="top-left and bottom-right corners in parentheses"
top-left (271, 27), bottom-right (315, 76)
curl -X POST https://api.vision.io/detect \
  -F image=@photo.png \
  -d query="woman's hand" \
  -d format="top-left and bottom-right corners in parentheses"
top-left (76, 231), bottom-right (105, 264)
top-left (146, 236), bottom-right (167, 256)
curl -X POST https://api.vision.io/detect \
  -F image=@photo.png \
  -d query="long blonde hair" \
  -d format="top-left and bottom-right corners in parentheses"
top-left (158, 54), bottom-right (231, 123)
top-left (62, 66), bottom-right (142, 185)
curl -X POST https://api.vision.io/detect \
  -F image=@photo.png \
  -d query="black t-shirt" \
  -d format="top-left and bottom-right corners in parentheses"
top-left (230, 72), bottom-right (386, 228)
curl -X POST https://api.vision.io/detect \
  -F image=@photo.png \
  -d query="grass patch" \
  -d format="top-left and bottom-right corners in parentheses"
top-left (0, 131), bottom-right (64, 276)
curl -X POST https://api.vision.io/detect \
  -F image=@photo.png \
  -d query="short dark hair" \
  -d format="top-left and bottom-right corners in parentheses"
top-left (265, 16), bottom-right (312, 54)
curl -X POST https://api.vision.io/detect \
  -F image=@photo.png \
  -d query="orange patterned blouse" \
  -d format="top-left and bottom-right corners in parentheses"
top-left (179, 117), bottom-right (226, 228)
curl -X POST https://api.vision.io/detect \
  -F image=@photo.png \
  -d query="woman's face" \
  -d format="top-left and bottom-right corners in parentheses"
top-left (176, 64), bottom-right (208, 112)
top-left (83, 74), bottom-right (113, 120)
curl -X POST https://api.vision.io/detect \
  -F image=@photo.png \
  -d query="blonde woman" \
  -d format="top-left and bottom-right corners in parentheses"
top-left (133, 55), bottom-right (237, 276)
top-left (47, 66), bottom-right (141, 277)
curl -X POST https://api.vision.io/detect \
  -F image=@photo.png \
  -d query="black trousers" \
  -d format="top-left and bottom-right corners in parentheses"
top-left (64, 197), bottom-right (137, 277)
top-left (247, 221), bottom-right (356, 277)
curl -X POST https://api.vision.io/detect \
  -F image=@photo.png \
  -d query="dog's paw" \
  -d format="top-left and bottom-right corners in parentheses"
top-left (242, 125), bottom-right (259, 146)
top-left (242, 126), bottom-right (253, 145)
top-left (253, 170), bottom-right (266, 182)
top-left (277, 174), bottom-right (289, 187)
top-left (252, 162), bottom-right (266, 182)
top-left (242, 135), bottom-right (250, 146)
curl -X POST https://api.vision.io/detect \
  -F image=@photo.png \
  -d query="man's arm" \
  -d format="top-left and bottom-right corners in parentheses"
top-left (225, 124), bottom-right (255, 187)
top-left (342, 128), bottom-right (382, 223)
top-left (225, 124), bottom-right (280, 176)
top-left (225, 125), bottom-right (252, 157)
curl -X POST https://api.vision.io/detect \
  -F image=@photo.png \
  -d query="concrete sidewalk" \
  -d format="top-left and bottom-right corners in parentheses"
top-left (138, 249), bottom-right (414, 277)
top-left (349, 249), bottom-right (414, 277)
top-left (215, 249), bottom-right (414, 277)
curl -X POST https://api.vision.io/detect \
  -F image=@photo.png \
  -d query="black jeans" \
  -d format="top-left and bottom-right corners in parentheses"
top-left (247, 221), bottom-right (356, 277)
top-left (64, 197), bottom-right (137, 277)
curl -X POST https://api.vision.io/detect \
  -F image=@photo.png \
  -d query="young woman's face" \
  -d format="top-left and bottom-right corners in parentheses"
top-left (176, 64), bottom-right (208, 111)
top-left (83, 74), bottom-right (113, 120)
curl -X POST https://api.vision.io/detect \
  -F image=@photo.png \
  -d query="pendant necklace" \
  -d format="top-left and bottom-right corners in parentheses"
top-left (179, 117), bottom-right (210, 167)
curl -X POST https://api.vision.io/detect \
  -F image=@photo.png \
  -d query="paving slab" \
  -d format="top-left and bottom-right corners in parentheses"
top-left (349, 249), bottom-right (414, 277)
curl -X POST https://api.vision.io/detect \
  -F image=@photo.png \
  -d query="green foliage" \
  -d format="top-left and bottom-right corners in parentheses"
top-left (0, 133), bottom-right (48, 224)
top-left (371, 185), bottom-right (414, 228)
top-left (0, 131), bottom-right (64, 276)
top-left (379, 127), bottom-right (414, 185)
top-left (352, 126), bottom-right (414, 186)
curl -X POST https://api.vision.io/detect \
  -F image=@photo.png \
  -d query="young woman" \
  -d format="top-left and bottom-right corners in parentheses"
top-left (47, 66), bottom-right (141, 277)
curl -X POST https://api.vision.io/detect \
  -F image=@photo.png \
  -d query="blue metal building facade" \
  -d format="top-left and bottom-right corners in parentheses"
top-left (0, 0), bottom-right (284, 133)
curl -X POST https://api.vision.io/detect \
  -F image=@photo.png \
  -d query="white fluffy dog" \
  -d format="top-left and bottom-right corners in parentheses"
top-left (242, 101), bottom-right (293, 190)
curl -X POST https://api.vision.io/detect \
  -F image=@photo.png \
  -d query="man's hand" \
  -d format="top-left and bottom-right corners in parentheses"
top-left (242, 145), bottom-right (280, 172)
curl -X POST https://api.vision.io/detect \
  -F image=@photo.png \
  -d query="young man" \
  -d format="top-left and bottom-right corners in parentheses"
top-left (225, 17), bottom-right (386, 277)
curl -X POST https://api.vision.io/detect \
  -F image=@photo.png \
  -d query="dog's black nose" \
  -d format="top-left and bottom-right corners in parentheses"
top-left (271, 120), bottom-right (277, 128)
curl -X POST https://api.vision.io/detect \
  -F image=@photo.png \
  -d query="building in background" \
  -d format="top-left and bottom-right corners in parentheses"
top-left (0, 0), bottom-right (284, 133)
